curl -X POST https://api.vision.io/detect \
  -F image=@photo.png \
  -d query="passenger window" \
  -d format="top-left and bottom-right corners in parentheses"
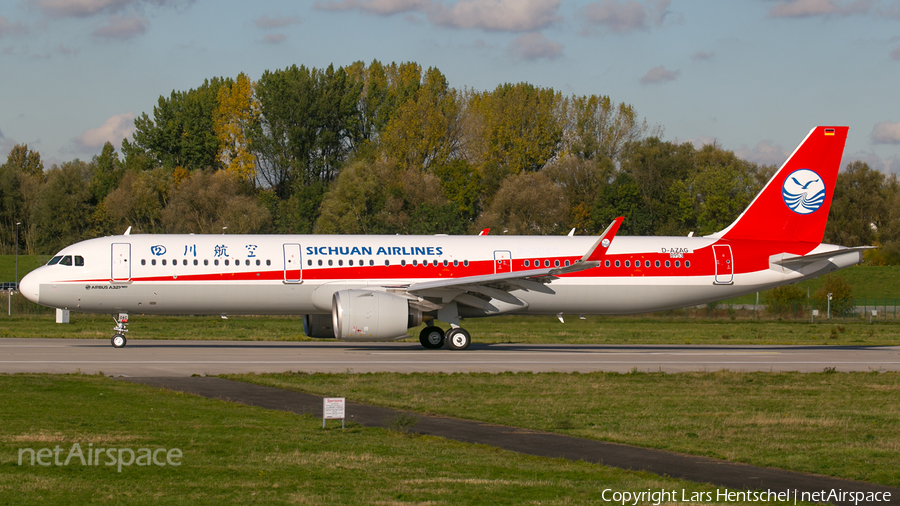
top-left (74, 256), bottom-right (84, 266)
top-left (214, 259), bottom-right (219, 266)
top-left (625, 260), bottom-right (630, 268)
top-left (256, 259), bottom-right (261, 266)
top-left (183, 259), bottom-right (188, 266)
top-left (318, 260), bottom-right (323, 266)
top-left (464, 260), bottom-right (469, 267)
top-left (615, 260), bottom-right (621, 267)
top-left (266, 260), bottom-right (271, 266)
top-left (604, 260), bottom-right (610, 267)
top-left (308, 260), bottom-right (312, 266)
top-left (369, 260), bottom-right (374, 266)
top-left (48, 256), bottom-right (62, 265)
top-left (348, 260), bottom-right (353, 266)
top-left (141, 259), bottom-right (146, 266)
top-left (225, 260), bottom-right (229, 266)
top-left (655, 260), bottom-right (660, 268)
top-left (59, 256), bottom-right (73, 266)
top-left (245, 259), bottom-right (250, 266)
top-left (401, 260), bottom-right (406, 266)
top-left (152, 259), bottom-right (157, 266)
top-left (193, 259), bottom-right (198, 266)
top-left (162, 259), bottom-right (167, 266)
top-left (385, 260), bottom-right (390, 266)
top-left (564, 260), bottom-right (570, 267)
top-left (543, 260), bottom-right (550, 267)
top-left (204, 259), bottom-right (209, 266)
top-left (524, 260), bottom-right (530, 267)
top-left (328, 259), bottom-right (333, 266)
top-left (685, 260), bottom-right (691, 268)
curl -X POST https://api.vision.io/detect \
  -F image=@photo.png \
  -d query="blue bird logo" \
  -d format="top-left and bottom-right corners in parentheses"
top-left (783, 169), bottom-right (826, 215)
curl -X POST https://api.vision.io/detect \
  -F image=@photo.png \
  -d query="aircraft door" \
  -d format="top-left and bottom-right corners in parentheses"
top-left (494, 250), bottom-right (512, 274)
top-left (283, 244), bottom-right (302, 283)
top-left (713, 245), bottom-right (733, 285)
top-left (111, 243), bottom-right (131, 282)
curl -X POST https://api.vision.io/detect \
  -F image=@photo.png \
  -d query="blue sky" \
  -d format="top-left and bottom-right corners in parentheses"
top-left (2, 0), bottom-right (900, 173)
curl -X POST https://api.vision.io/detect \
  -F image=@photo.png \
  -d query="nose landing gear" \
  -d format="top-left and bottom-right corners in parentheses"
top-left (111, 313), bottom-right (129, 348)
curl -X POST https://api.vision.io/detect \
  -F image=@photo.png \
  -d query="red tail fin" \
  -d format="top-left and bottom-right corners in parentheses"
top-left (714, 126), bottom-right (848, 243)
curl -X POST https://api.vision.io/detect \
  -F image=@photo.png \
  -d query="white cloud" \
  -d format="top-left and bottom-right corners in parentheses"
top-left (313, 0), bottom-right (432, 16)
top-left (844, 150), bottom-right (900, 175)
top-left (254, 15), bottom-right (301, 30)
top-left (429, 0), bottom-right (561, 32)
top-left (0, 16), bottom-right (28, 38)
top-left (734, 139), bottom-right (789, 167)
top-left (92, 15), bottom-right (148, 39)
top-left (871, 121), bottom-right (900, 144)
top-left (314, 0), bottom-right (561, 32)
top-left (262, 33), bottom-right (287, 44)
top-left (765, 0), bottom-right (873, 18)
top-left (581, 0), bottom-right (670, 34)
top-left (31, 0), bottom-right (185, 18)
top-left (639, 65), bottom-right (678, 84)
top-left (891, 45), bottom-right (900, 60)
top-left (74, 112), bottom-right (135, 151)
top-left (506, 32), bottom-right (563, 61)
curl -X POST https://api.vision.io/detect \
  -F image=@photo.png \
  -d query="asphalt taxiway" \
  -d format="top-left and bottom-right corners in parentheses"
top-left (2, 338), bottom-right (899, 376)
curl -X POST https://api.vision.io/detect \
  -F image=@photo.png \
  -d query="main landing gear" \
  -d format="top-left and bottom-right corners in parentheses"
top-left (111, 313), bottom-right (129, 348)
top-left (417, 325), bottom-right (472, 351)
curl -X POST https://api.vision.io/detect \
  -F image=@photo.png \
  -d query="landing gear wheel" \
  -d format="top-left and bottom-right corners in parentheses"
top-left (419, 326), bottom-right (445, 349)
top-left (111, 334), bottom-right (127, 348)
top-left (444, 328), bottom-right (471, 351)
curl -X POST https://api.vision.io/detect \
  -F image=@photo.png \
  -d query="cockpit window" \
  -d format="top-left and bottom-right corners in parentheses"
top-left (48, 256), bottom-right (62, 265)
top-left (74, 256), bottom-right (84, 267)
top-left (59, 256), bottom-right (73, 266)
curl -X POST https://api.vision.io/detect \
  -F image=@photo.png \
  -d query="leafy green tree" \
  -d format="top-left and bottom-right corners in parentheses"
top-left (434, 159), bottom-right (482, 225)
top-left (89, 142), bottom-right (124, 203)
top-left (475, 171), bottom-right (569, 235)
top-left (592, 171), bottom-right (652, 235)
top-left (273, 182), bottom-right (326, 234)
top-left (0, 144), bottom-right (44, 254)
top-left (213, 73), bottom-right (259, 183)
top-left (161, 170), bottom-right (270, 234)
top-left (31, 161), bottom-right (94, 254)
top-left (253, 64), bottom-right (362, 198)
top-left (132, 78), bottom-right (229, 171)
top-left (464, 83), bottom-right (564, 199)
top-left (100, 168), bottom-right (172, 235)
top-left (564, 94), bottom-right (650, 162)
top-left (380, 67), bottom-right (461, 172)
top-left (825, 161), bottom-right (886, 247)
top-left (813, 274), bottom-right (854, 316)
top-left (543, 155), bottom-right (614, 234)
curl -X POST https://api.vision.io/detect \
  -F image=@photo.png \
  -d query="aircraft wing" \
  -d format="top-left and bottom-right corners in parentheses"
top-left (403, 218), bottom-right (623, 311)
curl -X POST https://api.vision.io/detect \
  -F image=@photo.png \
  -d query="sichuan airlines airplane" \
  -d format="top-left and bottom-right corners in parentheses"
top-left (20, 126), bottom-right (866, 350)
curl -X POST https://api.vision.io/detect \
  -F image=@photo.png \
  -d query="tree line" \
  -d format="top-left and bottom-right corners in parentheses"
top-left (0, 60), bottom-right (897, 263)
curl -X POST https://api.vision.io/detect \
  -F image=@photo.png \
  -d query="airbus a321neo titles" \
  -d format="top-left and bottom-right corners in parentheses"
top-left (20, 126), bottom-right (868, 350)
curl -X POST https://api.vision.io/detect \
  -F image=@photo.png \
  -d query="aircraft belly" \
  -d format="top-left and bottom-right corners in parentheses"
top-left (42, 282), bottom-right (319, 315)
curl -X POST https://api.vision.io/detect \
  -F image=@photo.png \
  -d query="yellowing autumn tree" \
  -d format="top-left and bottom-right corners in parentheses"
top-left (213, 73), bottom-right (259, 183)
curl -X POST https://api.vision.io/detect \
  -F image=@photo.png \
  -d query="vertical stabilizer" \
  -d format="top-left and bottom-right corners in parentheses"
top-left (712, 126), bottom-right (848, 243)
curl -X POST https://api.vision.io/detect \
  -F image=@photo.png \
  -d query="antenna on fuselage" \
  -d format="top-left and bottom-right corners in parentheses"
top-left (123, 226), bottom-right (131, 236)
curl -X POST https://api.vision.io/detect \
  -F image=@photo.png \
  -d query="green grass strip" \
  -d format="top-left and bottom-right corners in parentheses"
top-left (0, 374), bottom-right (803, 505)
top-left (227, 370), bottom-right (900, 488)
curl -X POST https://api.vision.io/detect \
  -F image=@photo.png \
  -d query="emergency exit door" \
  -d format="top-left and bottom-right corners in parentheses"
top-left (713, 244), bottom-right (733, 285)
top-left (111, 243), bottom-right (131, 282)
top-left (283, 244), bottom-right (303, 283)
top-left (494, 250), bottom-right (512, 274)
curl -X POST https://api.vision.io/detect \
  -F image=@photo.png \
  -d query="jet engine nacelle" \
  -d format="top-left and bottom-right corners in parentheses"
top-left (332, 289), bottom-right (422, 341)
top-left (302, 314), bottom-right (335, 339)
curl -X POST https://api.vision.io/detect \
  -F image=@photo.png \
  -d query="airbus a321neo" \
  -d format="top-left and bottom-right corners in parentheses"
top-left (20, 126), bottom-right (866, 350)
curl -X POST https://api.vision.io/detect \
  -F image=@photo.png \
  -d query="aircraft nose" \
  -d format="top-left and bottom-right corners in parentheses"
top-left (19, 270), bottom-right (40, 304)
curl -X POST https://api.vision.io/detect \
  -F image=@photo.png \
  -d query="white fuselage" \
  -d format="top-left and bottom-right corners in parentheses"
top-left (20, 233), bottom-right (861, 317)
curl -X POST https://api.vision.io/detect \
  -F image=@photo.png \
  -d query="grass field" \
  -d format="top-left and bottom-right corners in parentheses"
top-left (228, 370), bottom-right (900, 489)
top-left (0, 374), bottom-right (795, 505)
